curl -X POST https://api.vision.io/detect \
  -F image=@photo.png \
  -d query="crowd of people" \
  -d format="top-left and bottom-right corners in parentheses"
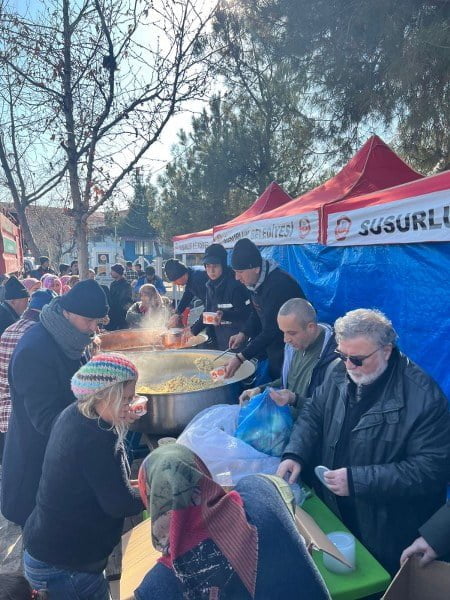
top-left (0, 239), bottom-right (448, 599)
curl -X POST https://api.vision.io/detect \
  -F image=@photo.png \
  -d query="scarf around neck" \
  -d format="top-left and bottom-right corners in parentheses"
top-left (40, 297), bottom-right (92, 360)
top-left (246, 258), bottom-right (278, 292)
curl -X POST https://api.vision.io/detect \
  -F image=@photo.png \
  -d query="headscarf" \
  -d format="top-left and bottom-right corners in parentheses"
top-left (21, 278), bottom-right (40, 293)
top-left (138, 444), bottom-right (258, 598)
top-left (41, 273), bottom-right (62, 295)
top-left (60, 275), bottom-right (71, 294)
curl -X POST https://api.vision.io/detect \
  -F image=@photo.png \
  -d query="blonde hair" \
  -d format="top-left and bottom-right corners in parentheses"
top-left (77, 380), bottom-right (131, 451)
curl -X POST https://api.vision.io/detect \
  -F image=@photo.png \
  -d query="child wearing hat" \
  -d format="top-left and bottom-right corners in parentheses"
top-left (22, 353), bottom-right (144, 600)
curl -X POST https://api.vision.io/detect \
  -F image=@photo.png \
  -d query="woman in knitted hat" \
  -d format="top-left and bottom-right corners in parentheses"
top-left (22, 353), bottom-right (144, 600)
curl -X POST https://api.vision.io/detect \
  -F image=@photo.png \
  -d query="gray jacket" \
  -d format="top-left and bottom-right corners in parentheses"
top-left (284, 349), bottom-right (450, 573)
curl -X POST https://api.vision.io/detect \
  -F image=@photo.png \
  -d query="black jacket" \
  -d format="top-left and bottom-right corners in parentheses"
top-left (0, 301), bottom-right (20, 337)
top-left (176, 268), bottom-right (208, 315)
top-left (241, 262), bottom-right (305, 378)
top-left (283, 349), bottom-right (450, 574)
top-left (23, 403), bottom-right (143, 571)
top-left (1, 323), bottom-right (81, 526)
top-left (419, 501), bottom-right (450, 559)
top-left (30, 266), bottom-right (56, 279)
top-left (107, 277), bottom-right (132, 330)
top-left (191, 267), bottom-right (251, 350)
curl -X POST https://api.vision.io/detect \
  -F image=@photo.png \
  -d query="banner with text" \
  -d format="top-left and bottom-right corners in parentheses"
top-left (326, 189), bottom-right (450, 246)
top-left (213, 212), bottom-right (319, 248)
top-left (173, 235), bottom-right (212, 255)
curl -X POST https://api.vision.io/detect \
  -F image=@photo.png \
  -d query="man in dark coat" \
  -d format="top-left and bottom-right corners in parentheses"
top-left (30, 256), bottom-right (56, 279)
top-left (240, 298), bottom-right (337, 415)
top-left (135, 265), bottom-right (166, 296)
top-left (225, 238), bottom-right (306, 379)
top-left (0, 276), bottom-right (29, 336)
top-left (401, 501), bottom-right (450, 566)
top-left (1, 280), bottom-right (109, 527)
top-left (107, 263), bottom-right (132, 330)
top-left (190, 244), bottom-right (251, 350)
top-left (165, 259), bottom-right (208, 328)
top-left (277, 308), bottom-right (450, 574)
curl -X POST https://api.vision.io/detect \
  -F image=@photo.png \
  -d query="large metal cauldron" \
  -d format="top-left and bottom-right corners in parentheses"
top-left (98, 328), bottom-right (208, 351)
top-left (122, 349), bottom-right (255, 436)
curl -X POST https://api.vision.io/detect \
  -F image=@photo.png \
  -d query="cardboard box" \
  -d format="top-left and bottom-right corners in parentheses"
top-left (294, 506), bottom-right (352, 568)
top-left (119, 508), bottom-right (351, 600)
top-left (382, 556), bottom-right (450, 599)
top-left (119, 519), bottom-right (160, 600)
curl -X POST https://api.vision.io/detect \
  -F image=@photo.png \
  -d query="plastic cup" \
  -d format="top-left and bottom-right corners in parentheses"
top-left (323, 531), bottom-right (356, 574)
top-left (203, 312), bottom-right (219, 325)
top-left (129, 395), bottom-right (147, 417)
top-left (215, 471), bottom-right (234, 492)
top-left (210, 366), bottom-right (226, 381)
top-left (158, 437), bottom-right (177, 446)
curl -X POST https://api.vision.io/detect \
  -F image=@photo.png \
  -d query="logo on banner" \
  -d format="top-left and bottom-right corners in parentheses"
top-left (298, 218), bottom-right (311, 239)
top-left (335, 216), bottom-right (352, 241)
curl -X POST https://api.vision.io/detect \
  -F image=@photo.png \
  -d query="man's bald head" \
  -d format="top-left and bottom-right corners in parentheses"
top-left (277, 298), bottom-right (320, 350)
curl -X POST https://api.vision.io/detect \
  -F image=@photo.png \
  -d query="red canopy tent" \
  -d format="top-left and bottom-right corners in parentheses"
top-left (173, 181), bottom-right (292, 254)
top-left (213, 135), bottom-right (423, 247)
top-left (324, 169), bottom-right (450, 246)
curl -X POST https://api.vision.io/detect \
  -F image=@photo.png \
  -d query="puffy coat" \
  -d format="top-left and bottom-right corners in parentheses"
top-left (1, 323), bottom-right (80, 526)
top-left (107, 278), bottom-right (132, 330)
top-left (419, 501), bottom-right (450, 559)
top-left (175, 268), bottom-right (208, 315)
top-left (283, 349), bottom-right (450, 574)
top-left (241, 262), bottom-right (305, 378)
top-left (191, 267), bottom-right (251, 350)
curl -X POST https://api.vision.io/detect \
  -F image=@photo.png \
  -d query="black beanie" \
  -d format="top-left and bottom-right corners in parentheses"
top-left (60, 279), bottom-right (109, 318)
top-left (231, 238), bottom-right (262, 270)
top-left (4, 276), bottom-right (29, 300)
top-left (39, 256), bottom-right (50, 265)
top-left (111, 263), bottom-right (124, 276)
top-left (203, 243), bottom-right (228, 269)
top-left (164, 259), bottom-right (188, 282)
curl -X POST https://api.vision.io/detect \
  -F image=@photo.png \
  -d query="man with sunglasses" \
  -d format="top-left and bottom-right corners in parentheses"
top-left (277, 308), bottom-right (450, 575)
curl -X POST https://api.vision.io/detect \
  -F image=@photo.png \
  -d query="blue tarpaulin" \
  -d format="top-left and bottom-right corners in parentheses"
top-left (260, 243), bottom-right (450, 399)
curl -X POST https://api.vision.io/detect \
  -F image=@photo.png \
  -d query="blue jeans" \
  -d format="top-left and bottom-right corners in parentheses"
top-left (23, 550), bottom-right (111, 600)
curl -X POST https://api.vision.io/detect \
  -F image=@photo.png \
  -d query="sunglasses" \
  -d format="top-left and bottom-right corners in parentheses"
top-left (334, 347), bottom-right (381, 367)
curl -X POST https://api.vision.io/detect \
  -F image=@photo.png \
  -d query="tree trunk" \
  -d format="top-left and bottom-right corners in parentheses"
top-left (74, 215), bottom-right (89, 280)
top-left (14, 204), bottom-right (41, 259)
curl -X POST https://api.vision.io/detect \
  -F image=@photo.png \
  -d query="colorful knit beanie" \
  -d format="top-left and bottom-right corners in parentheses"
top-left (71, 353), bottom-right (138, 399)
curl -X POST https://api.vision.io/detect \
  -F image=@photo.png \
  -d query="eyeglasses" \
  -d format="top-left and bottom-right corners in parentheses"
top-left (334, 347), bottom-right (381, 367)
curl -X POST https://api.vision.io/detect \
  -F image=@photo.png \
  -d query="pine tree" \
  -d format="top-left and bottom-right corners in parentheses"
top-left (118, 170), bottom-right (156, 238)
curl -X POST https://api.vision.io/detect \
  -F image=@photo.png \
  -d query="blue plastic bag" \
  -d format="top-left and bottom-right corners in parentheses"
top-left (235, 389), bottom-right (293, 457)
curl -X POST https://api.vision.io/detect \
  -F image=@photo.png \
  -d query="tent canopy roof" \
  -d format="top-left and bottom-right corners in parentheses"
top-left (325, 169), bottom-right (450, 216)
top-left (222, 135), bottom-right (422, 226)
top-left (172, 181), bottom-right (292, 243)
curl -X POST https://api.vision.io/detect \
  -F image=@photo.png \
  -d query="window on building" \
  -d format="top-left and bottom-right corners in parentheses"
top-left (135, 240), bottom-right (153, 255)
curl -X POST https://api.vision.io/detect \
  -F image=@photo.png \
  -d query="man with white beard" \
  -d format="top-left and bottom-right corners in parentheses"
top-left (277, 309), bottom-right (450, 575)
